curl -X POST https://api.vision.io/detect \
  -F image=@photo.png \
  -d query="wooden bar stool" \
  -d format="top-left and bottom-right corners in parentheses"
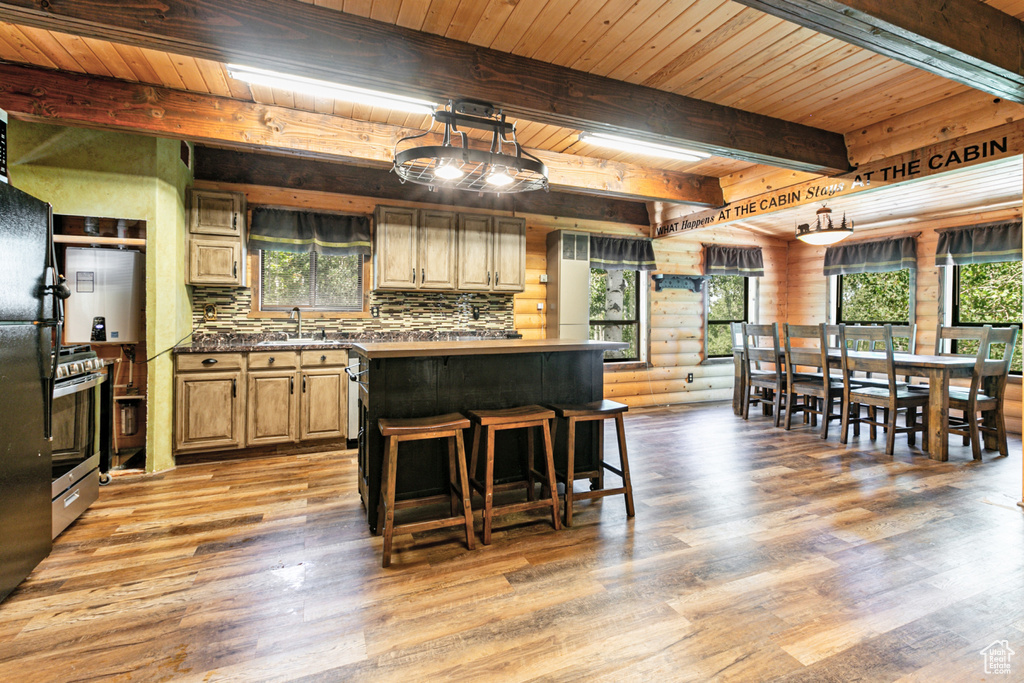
top-left (378, 413), bottom-right (474, 568)
top-left (467, 405), bottom-right (562, 545)
top-left (548, 400), bottom-right (635, 527)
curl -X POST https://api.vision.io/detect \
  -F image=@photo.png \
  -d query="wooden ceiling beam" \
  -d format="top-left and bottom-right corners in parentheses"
top-left (193, 146), bottom-right (651, 226)
top-left (734, 0), bottom-right (1024, 103)
top-left (0, 61), bottom-right (722, 205)
top-left (0, 0), bottom-right (850, 173)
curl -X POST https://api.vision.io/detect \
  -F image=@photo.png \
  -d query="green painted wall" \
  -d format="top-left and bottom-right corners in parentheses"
top-left (8, 120), bottom-right (192, 473)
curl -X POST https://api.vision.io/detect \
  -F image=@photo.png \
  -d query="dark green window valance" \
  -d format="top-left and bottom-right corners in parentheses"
top-left (935, 220), bottom-right (1022, 266)
top-left (823, 235), bottom-right (916, 276)
top-left (703, 244), bottom-right (764, 277)
top-left (590, 235), bottom-right (657, 271)
top-left (248, 208), bottom-right (371, 256)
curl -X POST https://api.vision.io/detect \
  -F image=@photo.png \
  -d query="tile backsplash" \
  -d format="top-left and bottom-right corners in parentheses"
top-left (191, 287), bottom-right (515, 336)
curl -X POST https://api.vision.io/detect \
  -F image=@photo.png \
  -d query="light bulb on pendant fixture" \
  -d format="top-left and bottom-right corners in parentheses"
top-left (434, 159), bottom-right (464, 180)
top-left (486, 166), bottom-right (514, 187)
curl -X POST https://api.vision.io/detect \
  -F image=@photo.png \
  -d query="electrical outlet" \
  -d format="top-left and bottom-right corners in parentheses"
top-left (687, 372), bottom-right (694, 382)
top-left (539, 273), bottom-right (548, 283)
top-left (536, 302), bottom-right (544, 311)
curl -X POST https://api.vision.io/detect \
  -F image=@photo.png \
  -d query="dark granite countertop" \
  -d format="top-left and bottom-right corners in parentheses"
top-left (174, 330), bottom-right (522, 354)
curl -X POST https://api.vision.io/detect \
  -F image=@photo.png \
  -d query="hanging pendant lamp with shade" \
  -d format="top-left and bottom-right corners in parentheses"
top-left (795, 205), bottom-right (854, 245)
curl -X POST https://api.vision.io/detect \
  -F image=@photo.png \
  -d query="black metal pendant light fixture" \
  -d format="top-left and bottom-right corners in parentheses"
top-left (393, 99), bottom-right (549, 194)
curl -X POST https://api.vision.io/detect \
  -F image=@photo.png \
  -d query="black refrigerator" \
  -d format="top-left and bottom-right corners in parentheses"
top-left (0, 181), bottom-right (61, 603)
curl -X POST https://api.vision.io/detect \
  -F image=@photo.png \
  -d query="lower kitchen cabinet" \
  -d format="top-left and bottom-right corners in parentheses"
top-left (175, 370), bottom-right (246, 452)
top-left (247, 371), bottom-right (299, 446)
top-left (174, 350), bottom-right (347, 455)
top-left (301, 368), bottom-right (347, 440)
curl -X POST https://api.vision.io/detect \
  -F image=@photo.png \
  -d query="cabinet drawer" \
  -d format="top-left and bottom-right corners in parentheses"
top-left (176, 353), bottom-right (244, 372)
top-left (301, 349), bottom-right (351, 367)
top-left (249, 351), bottom-right (298, 369)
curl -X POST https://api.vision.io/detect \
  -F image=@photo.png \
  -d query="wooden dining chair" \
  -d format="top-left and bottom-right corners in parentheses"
top-left (742, 323), bottom-right (786, 426)
top-left (946, 325), bottom-right (1019, 460)
top-left (783, 323), bottom-right (842, 438)
top-left (838, 324), bottom-right (929, 455)
top-left (731, 322), bottom-right (746, 416)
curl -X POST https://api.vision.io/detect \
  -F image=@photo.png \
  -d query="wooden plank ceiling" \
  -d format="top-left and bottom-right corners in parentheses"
top-left (0, 0), bottom-right (1020, 225)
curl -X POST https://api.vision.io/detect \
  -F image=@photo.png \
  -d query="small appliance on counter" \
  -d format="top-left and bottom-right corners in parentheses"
top-left (64, 247), bottom-right (143, 344)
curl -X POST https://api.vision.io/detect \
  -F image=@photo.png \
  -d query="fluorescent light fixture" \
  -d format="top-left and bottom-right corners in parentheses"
top-left (578, 131), bottom-right (711, 162)
top-left (485, 166), bottom-right (514, 186)
top-left (226, 64), bottom-right (437, 116)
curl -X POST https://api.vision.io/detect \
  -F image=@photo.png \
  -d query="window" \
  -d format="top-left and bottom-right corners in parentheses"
top-left (836, 270), bottom-right (911, 324)
top-left (952, 261), bottom-right (1023, 373)
top-left (260, 250), bottom-right (365, 311)
top-left (590, 268), bottom-right (642, 361)
top-left (706, 274), bottom-right (749, 357)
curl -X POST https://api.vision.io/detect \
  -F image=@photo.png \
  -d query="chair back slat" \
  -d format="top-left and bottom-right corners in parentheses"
top-left (839, 324), bottom-right (897, 394)
top-left (743, 323), bottom-right (780, 370)
top-left (783, 323), bottom-right (824, 387)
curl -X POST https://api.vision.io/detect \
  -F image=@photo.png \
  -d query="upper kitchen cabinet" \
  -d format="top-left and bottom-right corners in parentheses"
top-left (373, 206), bottom-right (455, 291)
top-left (456, 214), bottom-right (526, 293)
top-left (187, 189), bottom-right (247, 286)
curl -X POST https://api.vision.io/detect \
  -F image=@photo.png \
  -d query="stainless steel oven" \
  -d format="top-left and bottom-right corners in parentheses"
top-left (51, 346), bottom-right (106, 538)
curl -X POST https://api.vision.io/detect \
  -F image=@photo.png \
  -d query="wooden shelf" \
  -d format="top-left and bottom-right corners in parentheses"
top-left (54, 234), bottom-right (147, 247)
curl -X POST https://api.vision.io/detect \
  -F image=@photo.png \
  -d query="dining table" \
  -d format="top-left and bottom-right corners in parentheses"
top-left (734, 346), bottom-right (1000, 461)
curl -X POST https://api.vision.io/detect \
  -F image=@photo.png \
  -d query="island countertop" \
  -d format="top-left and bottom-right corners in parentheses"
top-left (350, 338), bottom-right (626, 359)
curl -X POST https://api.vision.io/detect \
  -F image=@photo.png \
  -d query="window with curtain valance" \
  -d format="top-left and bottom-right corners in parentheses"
top-left (935, 220), bottom-right (1022, 265)
top-left (248, 207), bottom-right (371, 256)
top-left (823, 235), bottom-right (917, 276)
top-left (248, 208), bottom-right (371, 313)
top-left (589, 235), bottom-right (657, 271)
top-left (702, 244), bottom-right (764, 277)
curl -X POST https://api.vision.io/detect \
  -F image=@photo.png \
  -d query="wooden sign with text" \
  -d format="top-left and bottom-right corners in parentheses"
top-left (654, 121), bottom-right (1023, 237)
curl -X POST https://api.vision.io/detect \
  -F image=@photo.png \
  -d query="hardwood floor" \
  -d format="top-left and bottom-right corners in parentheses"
top-left (1, 403), bottom-right (1021, 682)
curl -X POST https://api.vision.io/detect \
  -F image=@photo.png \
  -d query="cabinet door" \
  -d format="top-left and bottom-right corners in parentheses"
top-left (190, 189), bottom-right (242, 236)
top-left (247, 371), bottom-right (299, 446)
top-left (301, 368), bottom-right (347, 440)
top-left (418, 210), bottom-right (456, 290)
top-left (493, 217), bottom-right (526, 292)
top-left (456, 214), bottom-right (493, 291)
top-left (374, 206), bottom-right (417, 289)
top-left (175, 371), bottom-right (245, 452)
top-left (188, 238), bottom-right (242, 285)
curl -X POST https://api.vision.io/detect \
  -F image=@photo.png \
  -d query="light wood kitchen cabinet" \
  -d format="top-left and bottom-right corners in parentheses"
top-left (246, 351), bottom-right (299, 447)
top-left (373, 206), bottom-right (455, 290)
top-left (492, 217), bottom-right (526, 291)
top-left (174, 353), bottom-right (246, 452)
top-left (456, 214), bottom-right (526, 292)
top-left (174, 349), bottom-right (348, 454)
top-left (301, 368), bottom-right (347, 440)
top-left (187, 189), bottom-right (247, 286)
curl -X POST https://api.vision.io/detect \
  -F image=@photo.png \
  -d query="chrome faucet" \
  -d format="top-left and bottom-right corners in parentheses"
top-left (290, 307), bottom-right (303, 338)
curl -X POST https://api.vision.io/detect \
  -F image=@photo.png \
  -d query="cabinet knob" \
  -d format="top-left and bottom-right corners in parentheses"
top-left (321, 354), bottom-right (327, 362)
top-left (268, 356), bottom-right (275, 364)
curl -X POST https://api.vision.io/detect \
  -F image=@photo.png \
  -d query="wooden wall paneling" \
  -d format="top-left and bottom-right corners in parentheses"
top-left (847, 90), bottom-right (1024, 166)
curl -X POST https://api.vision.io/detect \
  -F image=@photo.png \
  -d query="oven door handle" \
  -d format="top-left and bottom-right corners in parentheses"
top-left (53, 372), bottom-right (106, 399)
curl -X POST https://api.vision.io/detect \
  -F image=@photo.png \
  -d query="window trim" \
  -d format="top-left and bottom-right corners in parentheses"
top-left (589, 268), bottom-right (646, 364)
top-left (834, 269), bottom-right (917, 326)
top-left (704, 274), bottom-right (750, 359)
top-left (950, 263), bottom-right (1022, 375)
top-left (247, 250), bottom-right (372, 320)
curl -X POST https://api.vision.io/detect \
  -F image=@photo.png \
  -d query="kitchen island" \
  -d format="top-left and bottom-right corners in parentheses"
top-left (350, 339), bottom-right (625, 534)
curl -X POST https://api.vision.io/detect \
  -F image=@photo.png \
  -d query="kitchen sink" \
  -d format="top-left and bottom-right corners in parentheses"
top-left (255, 339), bottom-right (345, 347)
